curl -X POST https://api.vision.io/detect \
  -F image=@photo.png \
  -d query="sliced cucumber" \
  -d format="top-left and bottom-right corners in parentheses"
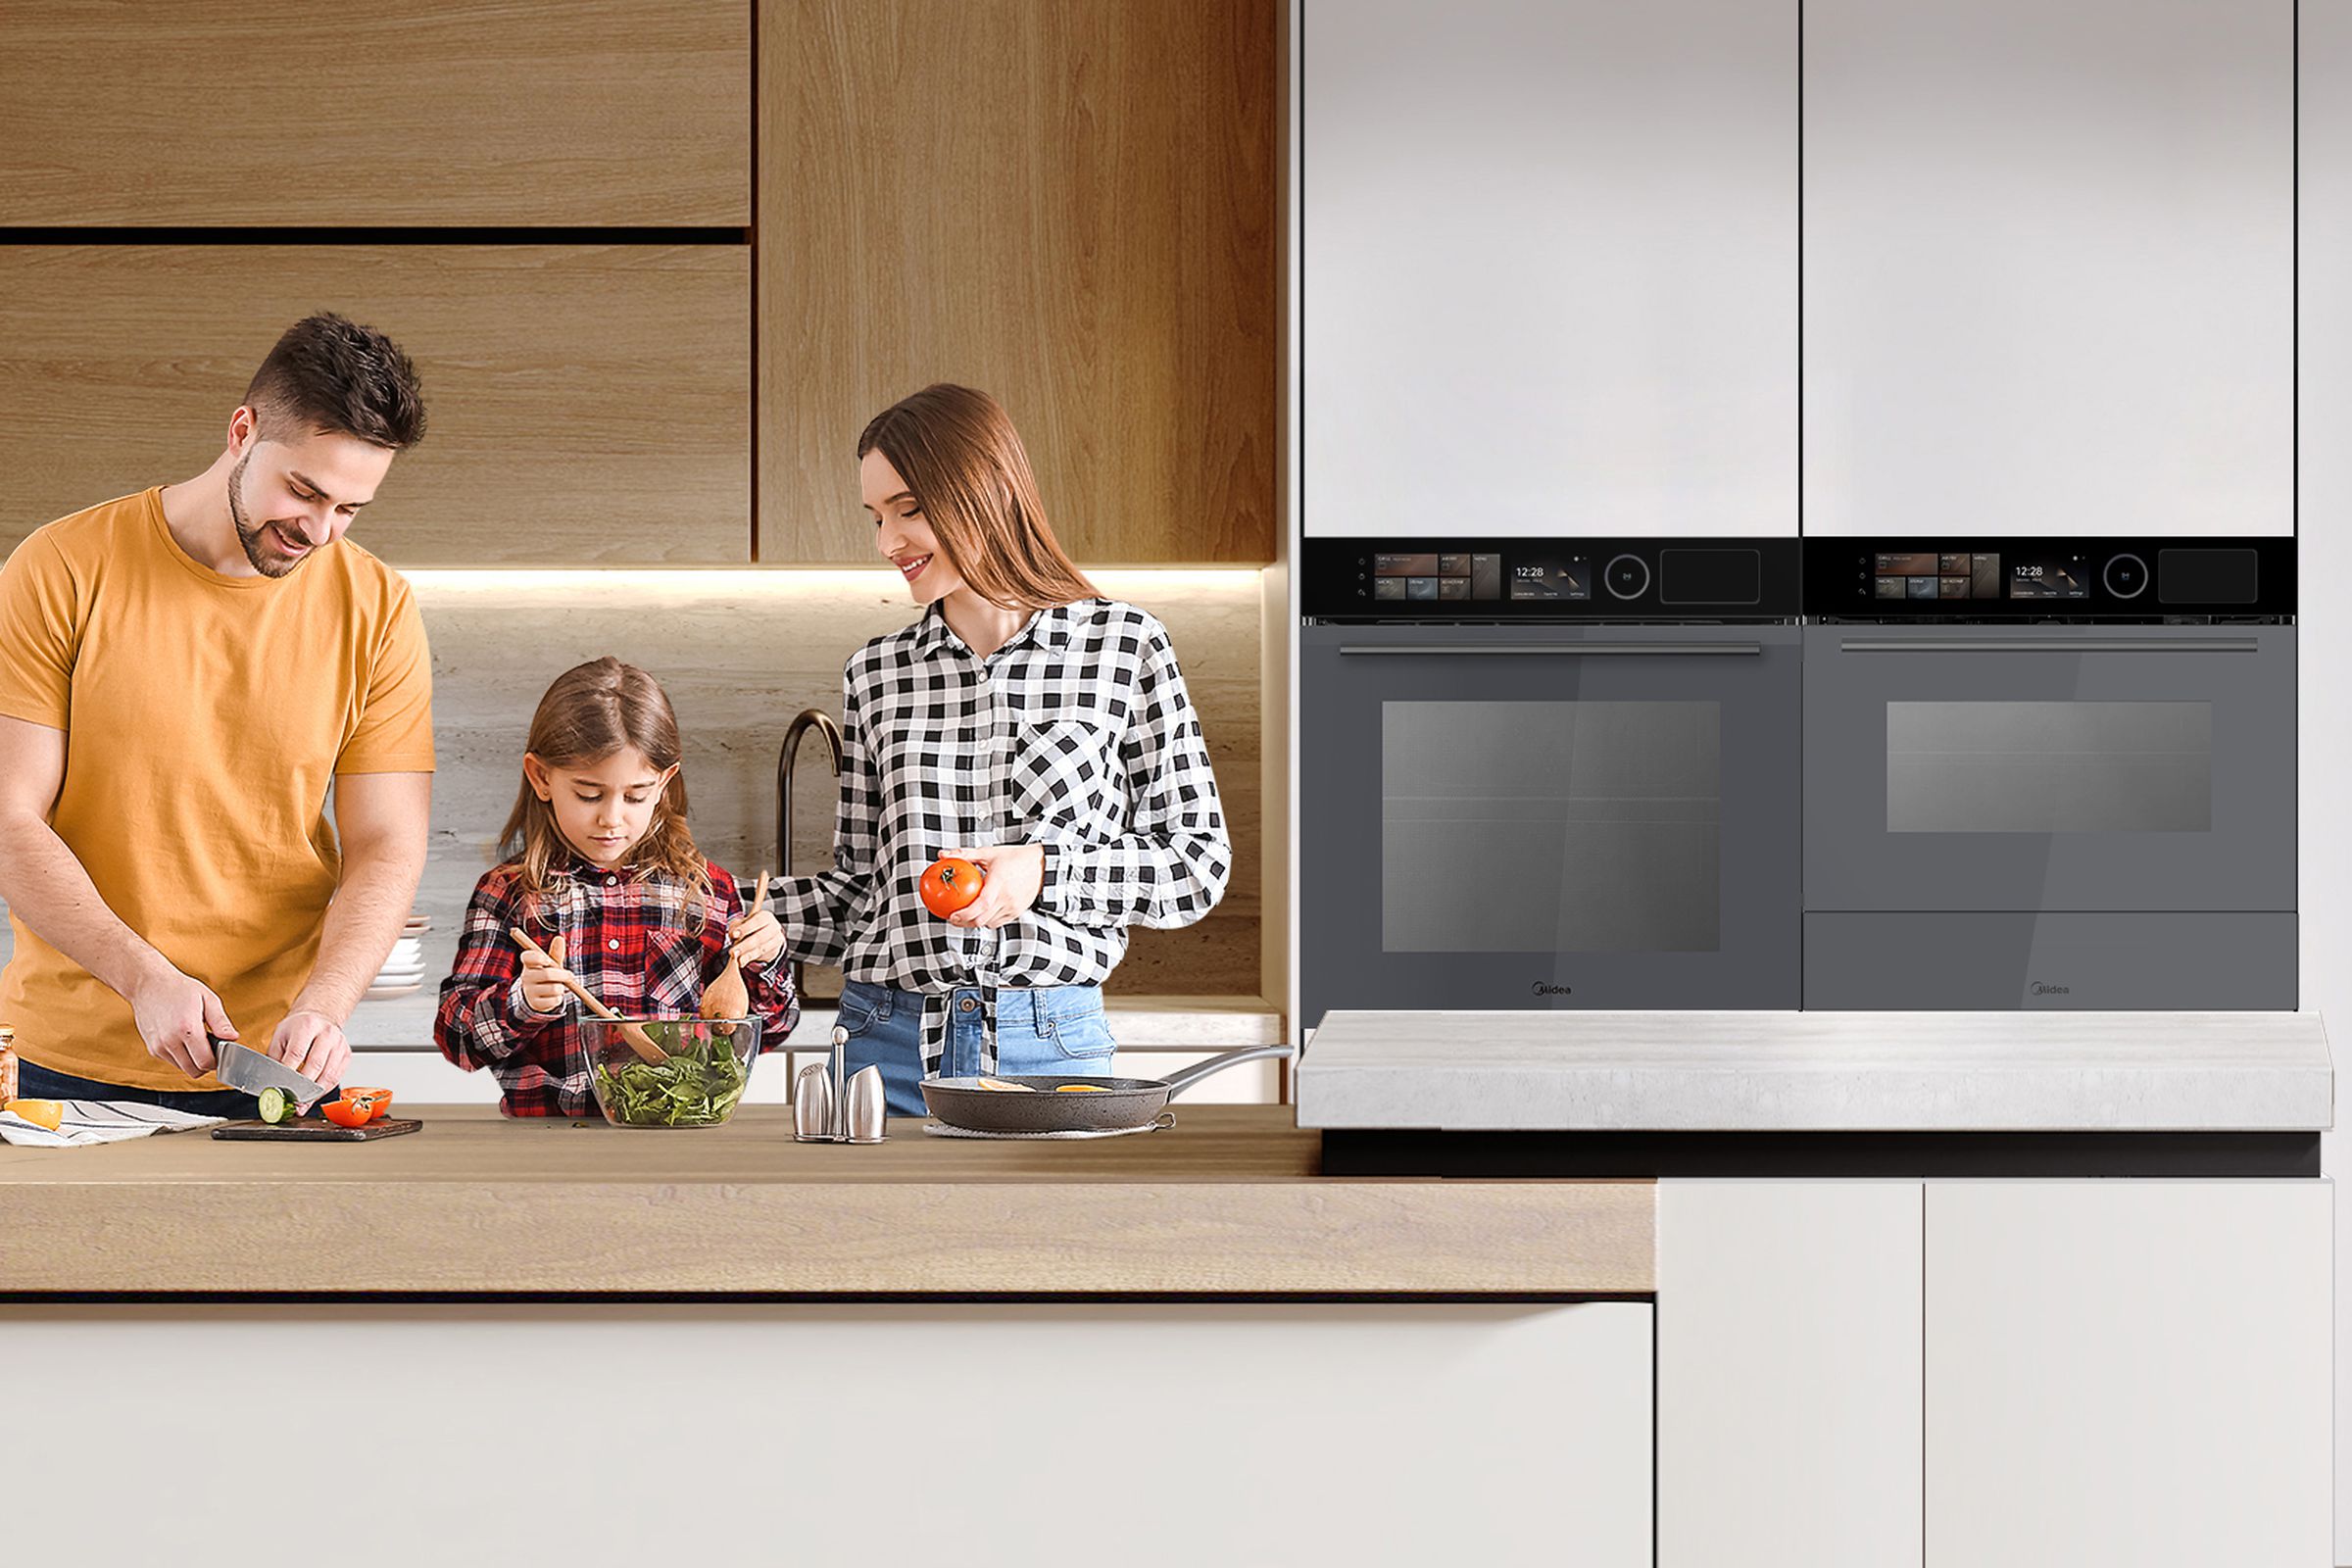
top-left (256, 1085), bottom-right (291, 1125)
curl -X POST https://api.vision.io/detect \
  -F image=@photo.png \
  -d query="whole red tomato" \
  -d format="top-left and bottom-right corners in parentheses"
top-left (919, 857), bottom-right (986, 918)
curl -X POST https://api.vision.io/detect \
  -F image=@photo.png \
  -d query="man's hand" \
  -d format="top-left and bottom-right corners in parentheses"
top-left (519, 933), bottom-right (577, 1016)
top-left (270, 1008), bottom-right (350, 1088)
top-left (940, 843), bottom-right (1046, 930)
top-left (128, 962), bottom-right (237, 1080)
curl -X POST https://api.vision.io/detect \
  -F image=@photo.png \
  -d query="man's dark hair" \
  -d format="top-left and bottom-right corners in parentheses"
top-left (243, 312), bottom-right (427, 450)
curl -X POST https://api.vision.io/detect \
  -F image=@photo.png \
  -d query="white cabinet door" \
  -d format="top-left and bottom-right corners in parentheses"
top-left (1926, 1181), bottom-right (2331, 1567)
top-left (1804, 0), bottom-right (2292, 536)
top-left (1657, 1181), bottom-right (1924, 1568)
top-left (1303, 0), bottom-right (1796, 538)
top-left (1, 1301), bottom-right (1654, 1568)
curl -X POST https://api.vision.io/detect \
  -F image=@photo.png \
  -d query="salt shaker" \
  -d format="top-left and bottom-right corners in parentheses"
top-left (793, 1061), bottom-right (835, 1142)
top-left (844, 1063), bottom-right (888, 1144)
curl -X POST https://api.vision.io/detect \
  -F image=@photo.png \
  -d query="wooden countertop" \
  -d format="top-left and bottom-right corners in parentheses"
top-left (0, 1105), bottom-right (1653, 1296)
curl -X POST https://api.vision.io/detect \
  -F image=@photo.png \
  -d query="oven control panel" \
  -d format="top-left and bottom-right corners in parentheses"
top-left (1303, 538), bottom-right (1802, 620)
top-left (1806, 537), bottom-right (2295, 621)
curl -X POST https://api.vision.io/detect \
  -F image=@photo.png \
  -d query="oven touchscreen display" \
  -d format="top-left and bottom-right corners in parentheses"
top-left (1507, 556), bottom-right (1591, 602)
top-left (1370, 552), bottom-right (1503, 603)
top-left (2007, 555), bottom-right (2089, 600)
top-left (1874, 552), bottom-right (2002, 601)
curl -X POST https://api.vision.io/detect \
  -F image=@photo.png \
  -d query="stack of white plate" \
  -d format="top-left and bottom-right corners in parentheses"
top-left (363, 916), bottom-right (431, 1002)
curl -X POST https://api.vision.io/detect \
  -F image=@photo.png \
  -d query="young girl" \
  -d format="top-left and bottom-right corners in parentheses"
top-left (436, 658), bottom-right (797, 1117)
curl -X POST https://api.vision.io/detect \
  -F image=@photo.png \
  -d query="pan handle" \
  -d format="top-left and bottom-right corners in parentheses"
top-left (1159, 1043), bottom-right (1298, 1101)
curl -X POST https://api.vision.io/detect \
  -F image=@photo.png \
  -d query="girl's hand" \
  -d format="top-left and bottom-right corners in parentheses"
top-left (519, 934), bottom-right (576, 1016)
top-left (939, 843), bottom-right (1046, 929)
top-left (727, 906), bottom-right (786, 967)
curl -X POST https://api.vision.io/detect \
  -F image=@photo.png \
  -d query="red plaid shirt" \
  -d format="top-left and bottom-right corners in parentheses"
top-left (435, 855), bottom-right (798, 1117)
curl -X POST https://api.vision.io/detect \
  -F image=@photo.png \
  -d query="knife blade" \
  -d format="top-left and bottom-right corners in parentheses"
top-left (211, 1038), bottom-right (331, 1111)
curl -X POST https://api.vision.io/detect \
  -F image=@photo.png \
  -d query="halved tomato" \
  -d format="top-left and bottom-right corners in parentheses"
top-left (339, 1087), bottom-right (394, 1122)
top-left (319, 1099), bottom-right (374, 1129)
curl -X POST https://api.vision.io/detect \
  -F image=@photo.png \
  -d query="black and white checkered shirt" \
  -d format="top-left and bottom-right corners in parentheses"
top-left (777, 597), bottom-right (1231, 1075)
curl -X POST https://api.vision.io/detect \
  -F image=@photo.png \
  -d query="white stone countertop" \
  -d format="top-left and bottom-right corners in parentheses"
top-left (1295, 1010), bottom-right (2334, 1132)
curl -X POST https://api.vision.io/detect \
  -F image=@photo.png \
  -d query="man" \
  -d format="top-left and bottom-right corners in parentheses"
top-left (0, 313), bottom-right (435, 1110)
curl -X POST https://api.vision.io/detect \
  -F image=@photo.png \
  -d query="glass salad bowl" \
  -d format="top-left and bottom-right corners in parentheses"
top-left (581, 1016), bottom-right (760, 1129)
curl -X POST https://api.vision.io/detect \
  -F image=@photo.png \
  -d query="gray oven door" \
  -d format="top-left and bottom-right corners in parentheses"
top-left (1300, 623), bottom-right (1802, 1027)
top-left (1803, 624), bottom-right (2296, 913)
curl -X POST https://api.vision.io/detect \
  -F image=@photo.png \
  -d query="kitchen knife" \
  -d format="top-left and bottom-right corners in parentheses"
top-left (211, 1038), bottom-right (332, 1112)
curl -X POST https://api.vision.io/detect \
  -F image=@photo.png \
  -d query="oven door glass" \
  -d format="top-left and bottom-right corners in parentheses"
top-left (1300, 624), bottom-right (1802, 1020)
top-left (1886, 701), bottom-right (2212, 834)
top-left (1383, 701), bottom-right (1721, 952)
top-left (1804, 626), bottom-right (2294, 912)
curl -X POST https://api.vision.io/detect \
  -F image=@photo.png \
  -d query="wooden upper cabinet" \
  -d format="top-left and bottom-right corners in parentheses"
top-left (0, 2), bottom-right (750, 226)
top-left (760, 0), bottom-right (1279, 564)
top-left (0, 245), bottom-right (751, 565)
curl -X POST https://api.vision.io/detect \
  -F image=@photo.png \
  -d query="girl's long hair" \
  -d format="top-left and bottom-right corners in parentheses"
top-left (858, 383), bottom-right (1101, 611)
top-left (499, 658), bottom-right (709, 906)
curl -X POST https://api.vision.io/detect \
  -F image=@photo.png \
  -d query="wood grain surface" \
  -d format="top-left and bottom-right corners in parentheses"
top-left (0, 1106), bottom-right (1655, 1294)
top-left (0, 1), bottom-right (750, 225)
top-left (761, 0), bottom-right (1280, 564)
top-left (0, 244), bottom-right (751, 564)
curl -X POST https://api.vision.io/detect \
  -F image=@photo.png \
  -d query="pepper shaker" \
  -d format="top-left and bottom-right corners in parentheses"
top-left (844, 1063), bottom-right (888, 1144)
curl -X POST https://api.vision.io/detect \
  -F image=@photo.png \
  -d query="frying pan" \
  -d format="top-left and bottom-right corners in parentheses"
top-left (920, 1044), bottom-right (1297, 1134)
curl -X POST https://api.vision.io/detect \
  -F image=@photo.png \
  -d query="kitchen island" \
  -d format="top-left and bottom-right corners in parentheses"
top-left (0, 1105), bottom-right (1658, 1567)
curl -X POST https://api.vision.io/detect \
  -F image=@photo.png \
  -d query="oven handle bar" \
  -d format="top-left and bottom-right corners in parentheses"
top-left (1338, 642), bottom-right (1763, 657)
top-left (1836, 638), bottom-right (2261, 655)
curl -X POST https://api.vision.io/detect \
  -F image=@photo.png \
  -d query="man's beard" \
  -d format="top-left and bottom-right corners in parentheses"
top-left (226, 451), bottom-right (311, 579)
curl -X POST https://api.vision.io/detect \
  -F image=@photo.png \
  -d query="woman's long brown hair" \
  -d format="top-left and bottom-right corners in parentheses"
top-left (857, 384), bottom-right (1101, 611)
top-left (499, 658), bottom-right (710, 906)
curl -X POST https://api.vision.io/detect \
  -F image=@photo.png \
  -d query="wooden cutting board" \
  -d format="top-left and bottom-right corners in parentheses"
top-left (211, 1118), bottom-right (423, 1143)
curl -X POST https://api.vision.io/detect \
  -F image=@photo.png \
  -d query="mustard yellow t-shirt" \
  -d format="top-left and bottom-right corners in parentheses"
top-left (0, 488), bottom-right (435, 1091)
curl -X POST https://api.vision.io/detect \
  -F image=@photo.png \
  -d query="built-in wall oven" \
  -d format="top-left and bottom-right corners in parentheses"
top-left (1803, 537), bottom-right (2297, 1009)
top-left (1299, 538), bottom-right (1803, 1030)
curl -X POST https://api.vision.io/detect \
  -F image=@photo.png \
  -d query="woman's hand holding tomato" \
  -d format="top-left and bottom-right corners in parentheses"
top-left (926, 845), bottom-right (1045, 930)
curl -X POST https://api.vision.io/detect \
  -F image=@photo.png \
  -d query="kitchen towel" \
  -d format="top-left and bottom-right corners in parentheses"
top-left (0, 1099), bottom-right (226, 1148)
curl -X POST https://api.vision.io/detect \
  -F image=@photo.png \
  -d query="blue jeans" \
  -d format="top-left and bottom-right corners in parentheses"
top-left (19, 1059), bottom-right (259, 1118)
top-left (834, 980), bottom-right (1117, 1116)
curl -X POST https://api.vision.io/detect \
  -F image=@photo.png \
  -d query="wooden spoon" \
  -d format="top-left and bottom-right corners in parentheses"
top-left (510, 926), bottom-right (665, 1063)
top-left (701, 869), bottom-right (769, 1024)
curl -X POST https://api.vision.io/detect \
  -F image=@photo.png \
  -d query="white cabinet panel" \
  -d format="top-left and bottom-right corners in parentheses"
top-left (1658, 1181), bottom-right (1923, 1568)
top-left (2305, 2), bottom-right (2352, 1556)
top-left (1926, 1181), bottom-right (2331, 1567)
top-left (1303, 0), bottom-right (1796, 538)
top-left (0, 1302), bottom-right (1654, 1568)
top-left (1804, 0), bottom-right (2292, 537)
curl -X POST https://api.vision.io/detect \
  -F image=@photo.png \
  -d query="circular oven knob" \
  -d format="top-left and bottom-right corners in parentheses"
top-left (2102, 553), bottom-right (2148, 600)
top-left (1603, 554), bottom-right (1650, 600)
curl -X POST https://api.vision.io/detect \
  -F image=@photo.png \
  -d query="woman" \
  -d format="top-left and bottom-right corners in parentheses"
top-left (776, 384), bottom-right (1232, 1114)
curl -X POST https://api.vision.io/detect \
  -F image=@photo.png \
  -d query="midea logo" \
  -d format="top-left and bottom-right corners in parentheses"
top-left (1531, 982), bottom-right (1575, 997)
top-left (2031, 981), bottom-right (2072, 996)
